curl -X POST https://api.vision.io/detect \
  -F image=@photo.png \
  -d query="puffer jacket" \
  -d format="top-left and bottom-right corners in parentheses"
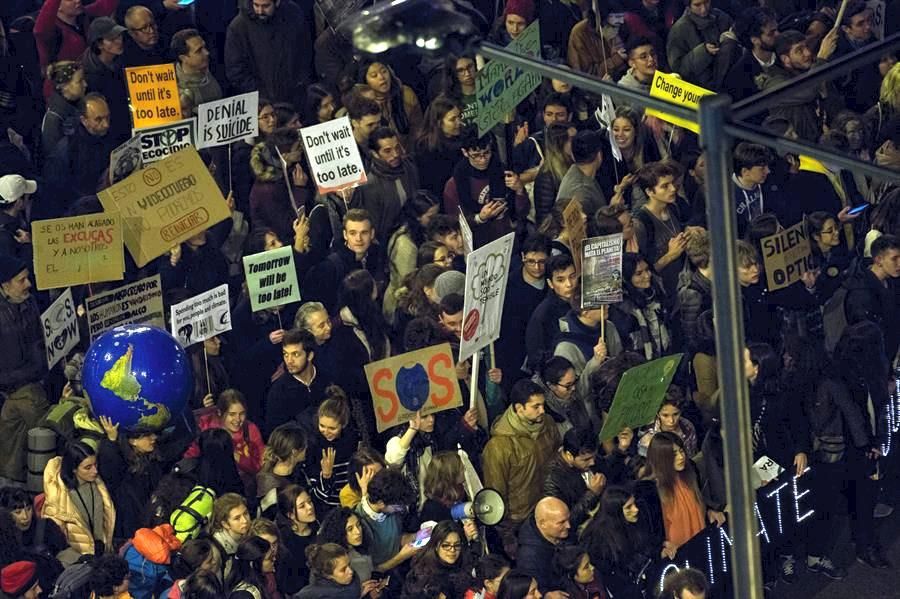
top-left (42, 457), bottom-right (115, 556)
top-left (482, 406), bottom-right (561, 523)
top-left (122, 524), bottom-right (181, 599)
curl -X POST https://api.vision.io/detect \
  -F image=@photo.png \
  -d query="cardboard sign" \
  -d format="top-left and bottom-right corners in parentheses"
top-left (242, 246), bottom-right (301, 312)
top-left (563, 199), bottom-right (586, 274)
top-left (197, 92), bottom-right (259, 149)
top-left (599, 353), bottom-right (684, 441)
top-left (300, 116), bottom-right (367, 194)
top-left (97, 148), bottom-right (230, 267)
top-left (125, 64), bottom-right (181, 129)
top-left (364, 343), bottom-right (464, 432)
top-left (85, 275), bottom-right (165, 340)
top-left (170, 284), bottom-right (232, 347)
top-left (133, 118), bottom-right (197, 164)
top-left (459, 233), bottom-right (515, 363)
top-left (475, 20), bottom-right (542, 136)
top-left (581, 234), bottom-right (623, 308)
top-left (645, 71), bottom-right (712, 133)
top-left (32, 214), bottom-right (125, 290)
top-left (760, 221), bottom-right (813, 291)
top-left (42, 288), bottom-right (79, 369)
top-left (109, 135), bottom-right (143, 184)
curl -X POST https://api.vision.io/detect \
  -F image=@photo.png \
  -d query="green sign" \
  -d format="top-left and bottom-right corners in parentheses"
top-left (474, 20), bottom-right (542, 136)
top-left (599, 353), bottom-right (684, 441)
top-left (242, 245), bottom-right (301, 312)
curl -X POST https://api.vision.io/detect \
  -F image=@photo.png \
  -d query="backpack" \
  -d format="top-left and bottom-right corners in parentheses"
top-left (169, 485), bottom-right (216, 542)
top-left (49, 555), bottom-right (94, 599)
top-left (807, 381), bottom-right (846, 464)
top-left (822, 284), bottom-right (849, 354)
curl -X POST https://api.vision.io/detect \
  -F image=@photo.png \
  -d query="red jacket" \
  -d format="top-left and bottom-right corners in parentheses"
top-left (184, 410), bottom-right (265, 478)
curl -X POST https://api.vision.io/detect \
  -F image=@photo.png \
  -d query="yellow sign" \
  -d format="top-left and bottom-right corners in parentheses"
top-left (32, 214), bottom-right (125, 290)
top-left (645, 71), bottom-right (712, 133)
top-left (97, 148), bottom-right (230, 267)
top-left (125, 64), bottom-right (182, 129)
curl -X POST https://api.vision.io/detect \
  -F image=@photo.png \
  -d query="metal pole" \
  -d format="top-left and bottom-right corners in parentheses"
top-left (698, 94), bottom-right (764, 599)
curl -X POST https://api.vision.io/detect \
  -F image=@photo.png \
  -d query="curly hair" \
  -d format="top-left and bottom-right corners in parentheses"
top-left (316, 507), bottom-right (370, 551)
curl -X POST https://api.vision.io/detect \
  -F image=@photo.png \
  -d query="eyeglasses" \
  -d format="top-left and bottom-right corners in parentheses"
top-left (466, 150), bottom-right (492, 160)
top-left (524, 259), bottom-right (546, 266)
top-left (455, 65), bottom-right (476, 75)
top-left (440, 542), bottom-right (463, 551)
top-left (554, 380), bottom-right (577, 390)
top-left (130, 22), bottom-right (157, 34)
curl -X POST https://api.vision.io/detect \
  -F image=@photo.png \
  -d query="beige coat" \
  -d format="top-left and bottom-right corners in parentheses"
top-left (43, 457), bottom-right (115, 555)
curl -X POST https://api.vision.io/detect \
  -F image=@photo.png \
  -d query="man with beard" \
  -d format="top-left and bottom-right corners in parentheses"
top-left (265, 329), bottom-right (328, 436)
top-left (225, 0), bottom-right (315, 104)
top-left (722, 7), bottom-right (778, 103)
top-left (353, 127), bottom-right (420, 246)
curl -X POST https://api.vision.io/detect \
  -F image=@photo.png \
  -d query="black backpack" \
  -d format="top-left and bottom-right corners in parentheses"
top-left (49, 555), bottom-right (94, 599)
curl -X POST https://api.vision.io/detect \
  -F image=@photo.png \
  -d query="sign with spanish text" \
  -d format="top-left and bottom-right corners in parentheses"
top-left (125, 64), bottom-right (182, 129)
top-left (97, 148), bottom-right (230, 267)
top-left (85, 275), bottom-right (165, 341)
top-left (133, 118), bottom-right (196, 164)
top-left (42, 288), bottom-right (79, 369)
top-left (197, 92), bottom-right (258, 149)
top-left (109, 134), bottom-right (143, 184)
top-left (300, 117), bottom-right (367, 194)
top-left (242, 245), bottom-right (301, 312)
top-left (170, 284), bottom-right (232, 347)
top-left (364, 343), bottom-right (464, 432)
top-left (459, 233), bottom-right (515, 363)
top-left (475, 20), bottom-right (542, 136)
top-left (760, 220), bottom-right (814, 291)
top-left (599, 354), bottom-right (684, 441)
top-left (645, 71), bottom-right (711, 133)
top-left (32, 214), bottom-right (125, 290)
top-left (581, 234), bottom-right (623, 309)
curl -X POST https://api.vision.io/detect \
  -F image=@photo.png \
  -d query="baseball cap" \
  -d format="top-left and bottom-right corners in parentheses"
top-left (0, 175), bottom-right (37, 204)
top-left (88, 17), bottom-right (127, 45)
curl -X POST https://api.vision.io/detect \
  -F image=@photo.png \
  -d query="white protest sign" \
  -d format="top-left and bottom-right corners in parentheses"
top-left (109, 134), bottom-right (143, 184)
top-left (599, 95), bottom-right (622, 162)
top-left (300, 116), bottom-right (367, 194)
top-left (867, 0), bottom-right (885, 38)
top-left (132, 118), bottom-right (196, 163)
top-left (242, 245), bottom-right (301, 312)
top-left (197, 92), bottom-right (259, 149)
top-left (459, 233), bottom-right (515, 363)
top-left (459, 208), bottom-right (474, 255)
top-left (752, 455), bottom-right (785, 489)
top-left (85, 275), bottom-right (165, 340)
top-left (170, 284), bottom-right (232, 347)
top-left (42, 288), bottom-right (79, 369)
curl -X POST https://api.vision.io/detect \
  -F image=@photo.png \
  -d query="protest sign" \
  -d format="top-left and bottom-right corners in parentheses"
top-left (125, 64), bottom-right (181, 129)
top-left (581, 234), bottom-right (623, 309)
top-left (97, 147), bottom-right (230, 267)
top-left (475, 20), bottom-right (542, 136)
top-left (32, 214), bottom-right (124, 290)
top-left (109, 135), bottom-right (143, 184)
top-left (133, 118), bottom-right (196, 164)
top-left (598, 94), bottom-right (622, 162)
top-left (645, 71), bottom-right (712, 133)
top-left (242, 246), bottom-right (301, 312)
top-left (170, 284), bottom-right (232, 347)
top-left (364, 343), bottom-right (464, 432)
top-left (459, 233), bottom-right (515, 363)
top-left (760, 220), bottom-right (814, 291)
top-left (867, 0), bottom-right (885, 38)
top-left (85, 275), bottom-right (165, 340)
top-left (459, 208), bottom-right (474, 255)
top-left (563, 199), bottom-right (587, 274)
top-left (599, 353), bottom-right (684, 441)
top-left (42, 288), bottom-right (79, 369)
top-left (197, 92), bottom-right (259, 149)
top-left (300, 116), bottom-right (367, 194)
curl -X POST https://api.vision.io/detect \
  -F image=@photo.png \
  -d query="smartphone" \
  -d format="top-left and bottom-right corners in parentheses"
top-left (177, 0), bottom-right (195, 5)
top-left (847, 204), bottom-right (869, 216)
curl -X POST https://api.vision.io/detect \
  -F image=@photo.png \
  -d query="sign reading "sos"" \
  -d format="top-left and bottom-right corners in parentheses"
top-left (364, 343), bottom-right (463, 432)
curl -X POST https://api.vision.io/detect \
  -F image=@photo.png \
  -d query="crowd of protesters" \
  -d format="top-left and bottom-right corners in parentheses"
top-left (0, 0), bottom-right (898, 597)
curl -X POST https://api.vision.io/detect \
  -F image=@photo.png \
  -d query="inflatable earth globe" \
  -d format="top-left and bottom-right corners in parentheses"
top-left (82, 325), bottom-right (192, 431)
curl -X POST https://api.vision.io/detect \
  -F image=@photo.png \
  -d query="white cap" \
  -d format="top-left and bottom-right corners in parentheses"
top-left (0, 175), bottom-right (37, 204)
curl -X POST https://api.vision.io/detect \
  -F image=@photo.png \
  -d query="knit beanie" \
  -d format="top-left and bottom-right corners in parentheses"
top-left (434, 270), bottom-right (466, 301)
top-left (503, 0), bottom-right (535, 22)
top-left (1, 561), bottom-right (38, 597)
top-left (0, 255), bottom-right (27, 284)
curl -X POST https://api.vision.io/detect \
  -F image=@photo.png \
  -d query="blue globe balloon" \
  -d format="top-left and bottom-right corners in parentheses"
top-left (82, 325), bottom-right (193, 432)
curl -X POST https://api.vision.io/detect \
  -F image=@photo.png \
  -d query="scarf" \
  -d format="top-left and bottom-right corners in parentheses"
top-left (502, 405), bottom-right (545, 439)
top-left (623, 292), bottom-right (670, 360)
top-left (686, 11), bottom-right (719, 41)
top-left (212, 529), bottom-right (240, 556)
top-left (451, 155), bottom-right (508, 214)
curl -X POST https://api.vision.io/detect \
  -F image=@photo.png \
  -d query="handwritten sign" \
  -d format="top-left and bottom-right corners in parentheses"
top-left (460, 233), bottom-right (515, 363)
top-left (97, 147), bottom-right (230, 267)
top-left (563, 199), bottom-right (586, 274)
top-left (42, 288), bottom-right (79, 369)
top-left (645, 71), bottom-right (712, 133)
top-left (85, 275), bottom-right (165, 341)
top-left (582, 234), bottom-right (623, 308)
top-left (300, 116), bottom-right (367, 194)
top-left (109, 134), bottom-right (143, 184)
top-left (170, 284), bottom-right (232, 347)
top-left (242, 245), bottom-right (301, 312)
top-left (599, 354), bottom-right (683, 441)
top-left (760, 221), bottom-right (813, 291)
top-left (867, 0), bottom-right (885, 38)
top-left (133, 118), bottom-right (196, 164)
top-left (364, 343), bottom-right (464, 432)
top-left (125, 64), bottom-right (181, 129)
top-left (32, 214), bottom-right (124, 290)
top-left (475, 20), bottom-right (542, 136)
top-left (197, 92), bottom-right (258, 149)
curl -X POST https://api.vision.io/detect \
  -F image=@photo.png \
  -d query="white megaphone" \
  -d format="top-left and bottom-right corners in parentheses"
top-left (450, 488), bottom-right (506, 526)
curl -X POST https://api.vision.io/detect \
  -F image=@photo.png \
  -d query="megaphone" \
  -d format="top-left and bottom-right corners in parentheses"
top-left (451, 488), bottom-right (506, 526)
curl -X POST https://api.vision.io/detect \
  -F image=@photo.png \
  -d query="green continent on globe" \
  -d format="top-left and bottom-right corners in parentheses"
top-left (100, 344), bottom-right (142, 401)
top-left (139, 400), bottom-right (171, 429)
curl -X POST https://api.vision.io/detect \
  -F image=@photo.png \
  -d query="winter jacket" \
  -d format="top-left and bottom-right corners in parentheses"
top-left (42, 457), bottom-right (115, 556)
top-left (41, 92), bottom-right (80, 154)
top-left (754, 61), bottom-right (839, 142)
top-left (665, 9), bottom-right (732, 89)
top-left (443, 169), bottom-right (528, 248)
top-left (516, 513), bottom-right (571, 593)
top-left (721, 46), bottom-right (767, 102)
top-left (384, 226), bottom-right (418, 320)
top-left (42, 125), bottom-right (117, 205)
top-left (482, 406), bottom-right (561, 523)
top-left (158, 243), bottom-right (230, 298)
top-left (677, 270), bottom-right (712, 347)
top-left (81, 50), bottom-right (130, 145)
top-left (831, 33), bottom-right (881, 113)
top-left (553, 311), bottom-right (624, 377)
top-left (293, 573), bottom-right (362, 599)
top-left (353, 155), bottom-right (419, 246)
top-left (413, 137), bottom-right (463, 198)
top-left (621, 3), bottom-right (678, 69)
top-left (542, 454), bottom-right (601, 529)
top-left (175, 63), bottom-right (223, 117)
top-left (496, 264), bottom-right (547, 385)
top-left (567, 19), bottom-right (627, 80)
top-left (249, 141), bottom-right (313, 243)
top-left (0, 291), bottom-right (45, 393)
top-left (843, 265), bottom-right (900, 362)
top-left (183, 412), bottom-right (265, 482)
top-left (224, 0), bottom-right (315, 104)
top-left (264, 368), bottom-right (329, 437)
top-left (805, 377), bottom-right (872, 460)
top-left (525, 293), bottom-right (570, 372)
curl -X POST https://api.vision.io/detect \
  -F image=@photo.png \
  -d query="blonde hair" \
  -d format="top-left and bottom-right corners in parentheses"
top-left (880, 62), bottom-right (900, 111)
top-left (209, 493), bottom-right (247, 533)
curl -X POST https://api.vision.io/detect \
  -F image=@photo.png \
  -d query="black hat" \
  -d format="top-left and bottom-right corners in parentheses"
top-left (0, 255), bottom-right (27, 284)
top-left (88, 17), bottom-right (127, 46)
